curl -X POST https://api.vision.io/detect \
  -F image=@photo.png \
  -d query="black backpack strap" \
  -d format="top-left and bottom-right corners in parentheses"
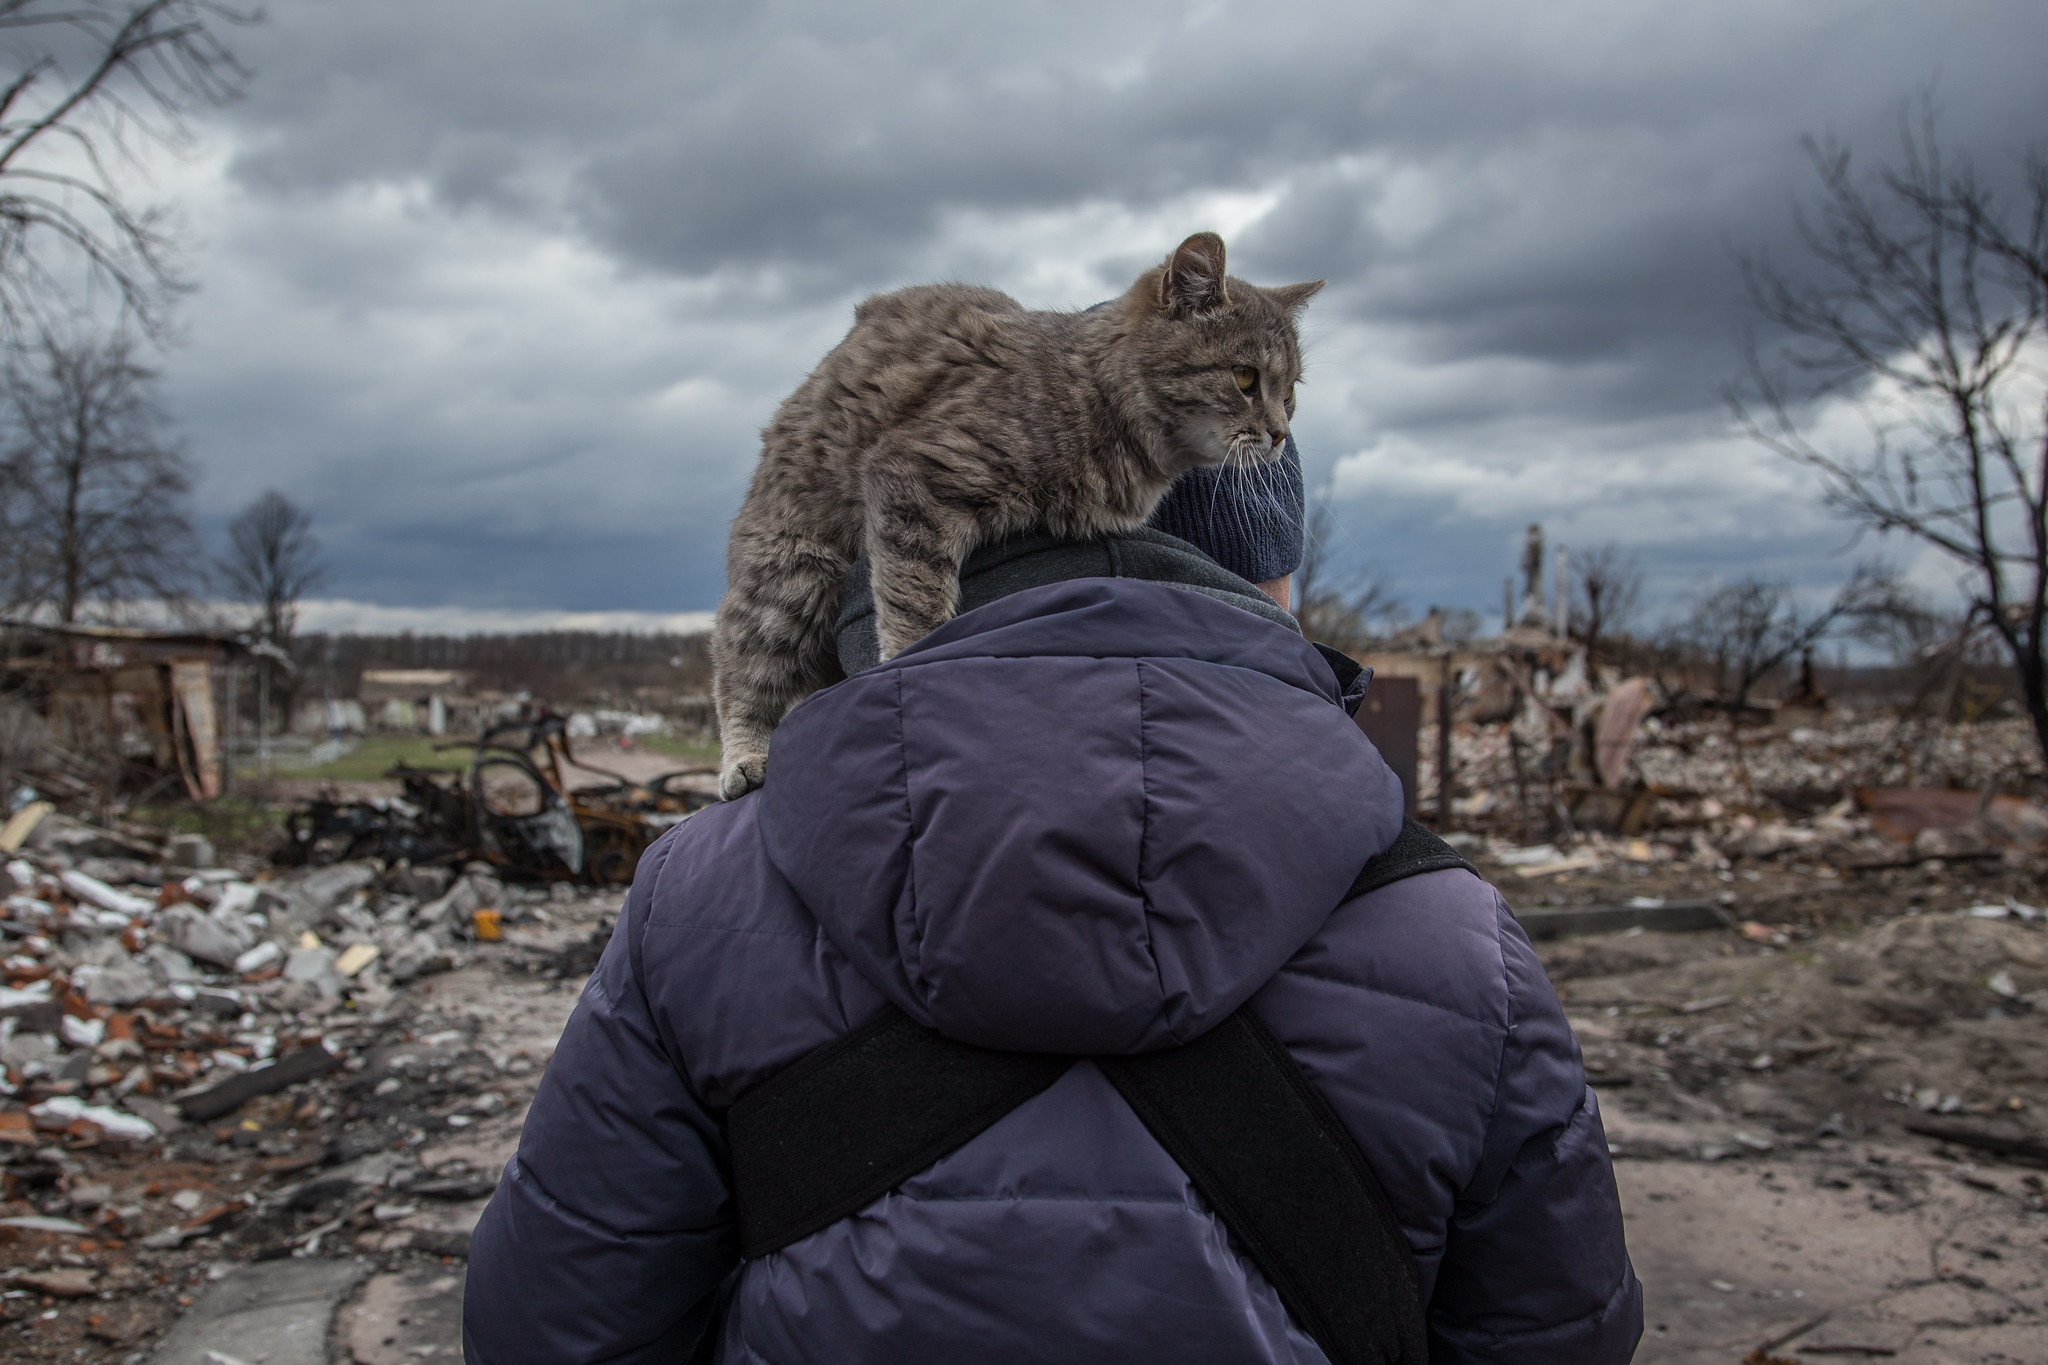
top-left (1096, 1010), bottom-right (1427, 1364)
top-left (724, 824), bottom-right (1464, 1359)
top-left (727, 1005), bottom-right (1072, 1259)
top-left (1348, 817), bottom-right (1476, 899)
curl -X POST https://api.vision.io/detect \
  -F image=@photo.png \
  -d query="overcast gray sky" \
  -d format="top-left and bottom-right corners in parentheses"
top-left (152, 0), bottom-right (2048, 631)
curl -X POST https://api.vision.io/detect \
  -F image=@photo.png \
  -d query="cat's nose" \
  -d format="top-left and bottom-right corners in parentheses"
top-left (1269, 429), bottom-right (1287, 448)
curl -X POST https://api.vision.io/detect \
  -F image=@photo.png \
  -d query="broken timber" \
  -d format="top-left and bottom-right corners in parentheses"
top-left (1515, 901), bottom-right (1731, 941)
top-left (177, 1045), bottom-right (344, 1123)
top-left (1904, 1121), bottom-right (2048, 1168)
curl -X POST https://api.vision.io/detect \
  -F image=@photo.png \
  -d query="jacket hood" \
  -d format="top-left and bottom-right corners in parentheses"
top-left (757, 578), bottom-right (1404, 1054)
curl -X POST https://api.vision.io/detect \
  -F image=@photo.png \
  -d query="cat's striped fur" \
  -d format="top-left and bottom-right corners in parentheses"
top-left (711, 232), bottom-right (1322, 799)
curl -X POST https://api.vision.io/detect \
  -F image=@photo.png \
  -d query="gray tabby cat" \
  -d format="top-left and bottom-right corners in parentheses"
top-left (710, 231), bottom-right (1322, 800)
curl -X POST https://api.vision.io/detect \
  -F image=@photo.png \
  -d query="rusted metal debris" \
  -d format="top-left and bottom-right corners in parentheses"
top-left (1856, 786), bottom-right (2048, 851)
top-left (1352, 674), bottom-right (1420, 817)
top-left (280, 715), bottom-right (717, 884)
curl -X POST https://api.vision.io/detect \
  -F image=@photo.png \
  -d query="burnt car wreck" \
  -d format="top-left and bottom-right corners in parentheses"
top-left (281, 716), bottom-right (717, 883)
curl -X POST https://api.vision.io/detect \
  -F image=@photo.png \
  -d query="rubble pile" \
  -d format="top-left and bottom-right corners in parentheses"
top-left (1418, 710), bottom-right (2048, 879)
top-left (1629, 715), bottom-right (2046, 804)
top-left (1429, 714), bottom-right (2043, 819)
top-left (0, 802), bottom-right (608, 1359)
top-left (1453, 799), bottom-right (1938, 888)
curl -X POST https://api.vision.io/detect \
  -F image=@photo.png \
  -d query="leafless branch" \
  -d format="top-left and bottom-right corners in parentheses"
top-left (0, 325), bottom-right (196, 621)
top-left (1296, 490), bottom-right (1404, 654)
top-left (1678, 566), bottom-right (1896, 708)
top-left (220, 488), bottom-right (324, 645)
top-left (1730, 101), bottom-right (2048, 763)
top-left (0, 1), bottom-right (256, 337)
top-left (1568, 542), bottom-right (1643, 664)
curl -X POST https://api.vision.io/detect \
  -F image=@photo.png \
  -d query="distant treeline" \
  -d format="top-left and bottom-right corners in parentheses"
top-left (290, 631), bottom-right (712, 708)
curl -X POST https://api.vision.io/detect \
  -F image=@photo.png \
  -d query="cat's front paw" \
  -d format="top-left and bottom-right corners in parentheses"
top-left (719, 751), bottom-right (767, 801)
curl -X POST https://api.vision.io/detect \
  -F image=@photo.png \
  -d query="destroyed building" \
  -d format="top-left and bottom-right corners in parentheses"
top-left (0, 622), bottom-right (258, 805)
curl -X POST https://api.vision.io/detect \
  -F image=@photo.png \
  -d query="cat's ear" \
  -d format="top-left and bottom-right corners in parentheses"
top-left (1273, 280), bottom-right (1325, 313)
top-left (1160, 232), bottom-right (1229, 317)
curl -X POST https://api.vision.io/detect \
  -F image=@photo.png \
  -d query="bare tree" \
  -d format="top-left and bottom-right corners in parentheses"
top-left (1679, 567), bottom-right (1893, 708)
top-left (0, 1), bottom-right (254, 335)
top-left (1295, 491), bottom-right (1403, 653)
top-left (1731, 106), bottom-right (2048, 763)
top-left (0, 439), bottom-right (35, 613)
top-left (1293, 492), bottom-right (1339, 632)
top-left (1, 327), bottom-right (194, 621)
top-left (221, 489), bottom-right (322, 646)
top-left (220, 488), bottom-right (321, 731)
top-left (1438, 607), bottom-right (1484, 646)
top-left (1568, 542), bottom-right (1643, 664)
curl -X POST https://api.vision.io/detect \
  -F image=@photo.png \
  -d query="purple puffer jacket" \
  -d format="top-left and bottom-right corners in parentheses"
top-left (465, 578), bottom-right (1642, 1364)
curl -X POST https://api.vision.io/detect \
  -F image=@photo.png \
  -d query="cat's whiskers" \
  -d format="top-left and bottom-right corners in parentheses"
top-left (1224, 431), bottom-right (1286, 471)
top-left (1223, 434), bottom-right (1264, 469)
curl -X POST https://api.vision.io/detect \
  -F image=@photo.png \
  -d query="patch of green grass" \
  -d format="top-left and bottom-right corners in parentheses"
top-left (244, 730), bottom-right (718, 785)
top-left (634, 732), bottom-right (721, 766)
top-left (129, 796), bottom-right (287, 856)
top-left (298, 734), bottom-right (475, 782)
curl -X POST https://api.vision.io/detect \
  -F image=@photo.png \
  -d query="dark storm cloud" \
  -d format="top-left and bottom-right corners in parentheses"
top-left (229, 0), bottom-right (2048, 333)
top-left (160, 0), bottom-right (2048, 619)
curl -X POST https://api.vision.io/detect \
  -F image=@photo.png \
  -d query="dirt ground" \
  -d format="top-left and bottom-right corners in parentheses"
top-left (1501, 847), bottom-right (2048, 1364)
top-left (5, 831), bottom-right (2045, 1363)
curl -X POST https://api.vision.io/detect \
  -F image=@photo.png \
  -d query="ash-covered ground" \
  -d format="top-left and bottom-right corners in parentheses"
top-left (1478, 838), bottom-right (2048, 1363)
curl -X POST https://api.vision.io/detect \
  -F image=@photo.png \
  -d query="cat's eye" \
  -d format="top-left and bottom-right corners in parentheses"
top-left (1232, 366), bottom-right (1258, 393)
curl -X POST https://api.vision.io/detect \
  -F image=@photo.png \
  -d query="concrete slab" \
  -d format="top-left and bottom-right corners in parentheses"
top-left (148, 1258), bottom-right (370, 1365)
top-left (336, 1266), bottom-right (466, 1365)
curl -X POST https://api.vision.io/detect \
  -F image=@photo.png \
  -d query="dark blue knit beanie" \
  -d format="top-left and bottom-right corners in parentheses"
top-left (1147, 436), bottom-right (1306, 584)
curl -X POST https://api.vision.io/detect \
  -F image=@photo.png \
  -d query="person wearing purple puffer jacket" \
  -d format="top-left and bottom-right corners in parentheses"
top-left (464, 456), bottom-right (1643, 1364)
